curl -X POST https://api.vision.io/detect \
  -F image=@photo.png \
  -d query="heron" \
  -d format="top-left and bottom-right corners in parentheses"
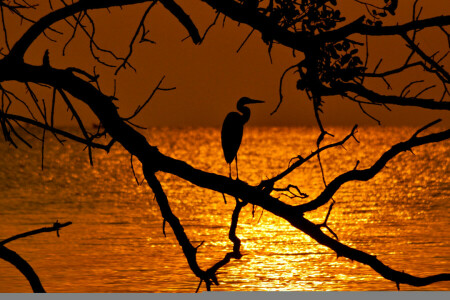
top-left (221, 97), bottom-right (264, 179)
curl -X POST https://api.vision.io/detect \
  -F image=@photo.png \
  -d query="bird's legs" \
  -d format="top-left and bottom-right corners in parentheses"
top-left (235, 155), bottom-right (239, 180)
top-left (227, 157), bottom-right (239, 180)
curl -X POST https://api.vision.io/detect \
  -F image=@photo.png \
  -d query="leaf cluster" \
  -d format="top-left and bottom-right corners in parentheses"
top-left (319, 41), bottom-right (365, 84)
top-left (270, 0), bottom-right (346, 33)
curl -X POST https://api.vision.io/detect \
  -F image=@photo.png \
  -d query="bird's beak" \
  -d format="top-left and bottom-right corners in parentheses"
top-left (246, 99), bottom-right (265, 104)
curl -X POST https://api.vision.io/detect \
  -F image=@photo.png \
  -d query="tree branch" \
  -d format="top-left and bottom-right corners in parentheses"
top-left (2, 52), bottom-right (449, 290)
top-left (318, 15), bottom-right (450, 42)
top-left (159, 0), bottom-right (201, 44)
top-left (143, 168), bottom-right (215, 290)
top-left (0, 246), bottom-right (46, 293)
top-left (260, 125), bottom-right (358, 190)
top-left (8, 0), bottom-right (160, 60)
top-left (0, 111), bottom-right (114, 151)
top-left (1, 221), bottom-right (72, 246)
top-left (0, 221), bottom-right (72, 293)
top-left (298, 120), bottom-right (450, 212)
top-left (401, 33), bottom-right (450, 83)
top-left (332, 81), bottom-right (450, 110)
top-left (203, 197), bottom-right (245, 291)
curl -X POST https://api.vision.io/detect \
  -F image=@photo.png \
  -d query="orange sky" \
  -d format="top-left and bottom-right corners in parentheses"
top-left (7, 0), bottom-right (450, 128)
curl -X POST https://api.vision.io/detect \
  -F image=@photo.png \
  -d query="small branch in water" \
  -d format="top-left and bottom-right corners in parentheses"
top-left (0, 221), bottom-right (72, 246)
top-left (202, 197), bottom-right (246, 291)
top-left (0, 221), bottom-right (72, 293)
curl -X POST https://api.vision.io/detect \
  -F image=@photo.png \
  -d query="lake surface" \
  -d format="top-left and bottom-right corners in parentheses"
top-left (0, 126), bottom-right (449, 292)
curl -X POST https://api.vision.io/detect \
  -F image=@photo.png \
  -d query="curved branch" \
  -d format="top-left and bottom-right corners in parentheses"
top-left (115, 1), bottom-right (159, 75)
top-left (8, 1), bottom-right (157, 60)
top-left (0, 246), bottom-right (45, 293)
top-left (203, 198), bottom-right (245, 291)
top-left (285, 213), bottom-right (450, 288)
top-left (271, 63), bottom-right (298, 115)
top-left (401, 33), bottom-right (450, 83)
top-left (8, 0), bottom-right (202, 61)
top-left (298, 120), bottom-right (450, 212)
top-left (159, 0), bottom-right (201, 44)
top-left (0, 221), bottom-right (72, 293)
top-left (201, 1), bottom-right (450, 52)
top-left (260, 125), bottom-right (358, 188)
top-left (2, 61), bottom-right (449, 288)
top-left (200, 0), bottom-right (309, 52)
top-left (143, 168), bottom-right (215, 290)
top-left (0, 221), bottom-right (72, 246)
top-left (0, 111), bottom-right (114, 151)
top-left (332, 81), bottom-right (450, 110)
top-left (318, 15), bottom-right (450, 42)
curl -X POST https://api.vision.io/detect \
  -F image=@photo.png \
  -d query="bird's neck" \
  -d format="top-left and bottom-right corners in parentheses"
top-left (237, 105), bottom-right (251, 123)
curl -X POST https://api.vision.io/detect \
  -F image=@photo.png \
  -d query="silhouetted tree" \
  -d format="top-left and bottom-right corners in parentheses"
top-left (0, 0), bottom-right (449, 292)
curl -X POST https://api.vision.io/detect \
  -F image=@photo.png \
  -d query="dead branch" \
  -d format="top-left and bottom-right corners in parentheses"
top-left (115, 1), bottom-right (158, 75)
top-left (123, 75), bottom-right (175, 121)
top-left (8, 0), bottom-right (164, 61)
top-left (297, 119), bottom-right (450, 212)
top-left (401, 33), bottom-right (450, 83)
top-left (271, 63), bottom-right (298, 115)
top-left (0, 246), bottom-right (46, 293)
top-left (260, 125), bottom-right (358, 189)
top-left (331, 81), bottom-right (450, 110)
top-left (143, 168), bottom-right (215, 290)
top-left (203, 197), bottom-right (246, 291)
top-left (236, 28), bottom-right (255, 53)
top-left (2, 57), bottom-right (449, 290)
top-left (1, 221), bottom-right (72, 246)
top-left (57, 88), bottom-right (93, 165)
top-left (0, 221), bottom-right (72, 293)
top-left (0, 111), bottom-right (114, 151)
top-left (199, 11), bottom-right (220, 42)
top-left (273, 184), bottom-right (309, 200)
top-left (159, 0), bottom-right (201, 44)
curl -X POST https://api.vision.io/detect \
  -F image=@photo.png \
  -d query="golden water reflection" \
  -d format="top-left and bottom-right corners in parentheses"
top-left (0, 126), bottom-right (449, 292)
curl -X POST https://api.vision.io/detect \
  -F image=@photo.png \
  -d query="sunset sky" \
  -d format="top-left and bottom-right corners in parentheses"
top-left (1, 1), bottom-right (449, 292)
top-left (9, 0), bottom-right (450, 128)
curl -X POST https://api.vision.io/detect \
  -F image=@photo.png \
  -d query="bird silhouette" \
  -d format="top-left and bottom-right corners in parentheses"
top-left (221, 97), bottom-right (264, 179)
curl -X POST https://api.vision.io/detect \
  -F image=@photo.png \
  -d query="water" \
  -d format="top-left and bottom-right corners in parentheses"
top-left (0, 126), bottom-right (449, 292)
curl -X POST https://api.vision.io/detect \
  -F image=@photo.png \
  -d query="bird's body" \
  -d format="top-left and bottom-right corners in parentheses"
top-left (221, 97), bottom-right (264, 178)
top-left (221, 112), bottom-right (246, 164)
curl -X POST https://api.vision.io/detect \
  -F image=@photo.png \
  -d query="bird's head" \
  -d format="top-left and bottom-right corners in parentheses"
top-left (237, 97), bottom-right (264, 109)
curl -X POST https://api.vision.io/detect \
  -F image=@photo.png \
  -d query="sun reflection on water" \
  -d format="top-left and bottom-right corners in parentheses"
top-left (0, 126), bottom-right (449, 292)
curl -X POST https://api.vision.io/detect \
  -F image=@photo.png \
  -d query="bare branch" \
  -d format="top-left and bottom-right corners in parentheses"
top-left (123, 75), bottom-right (175, 121)
top-left (260, 125), bottom-right (358, 188)
top-left (115, 1), bottom-right (158, 75)
top-left (200, 11), bottom-right (220, 42)
top-left (271, 63), bottom-right (298, 115)
top-left (297, 120), bottom-right (450, 212)
top-left (236, 28), bottom-right (255, 53)
top-left (8, 0), bottom-right (162, 60)
top-left (1, 221), bottom-right (72, 246)
top-left (159, 0), bottom-right (201, 44)
top-left (57, 88), bottom-right (93, 165)
top-left (332, 81), bottom-right (450, 110)
top-left (143, 168), bottom-right (214, 290)
top-left (401, 33), bottom-right (450, 83)
top-left (0, 221), bottom-right (72, 293)
top-left (0, 246), bottom-right (46, 293)
top-left (204, 197), bottom-right (246, 291)
top-left (0, 111), bottom-right (113, 151)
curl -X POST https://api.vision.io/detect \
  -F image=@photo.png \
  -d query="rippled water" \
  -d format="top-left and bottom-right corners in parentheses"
top-left (0, 126), bottom-right (449, 292)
